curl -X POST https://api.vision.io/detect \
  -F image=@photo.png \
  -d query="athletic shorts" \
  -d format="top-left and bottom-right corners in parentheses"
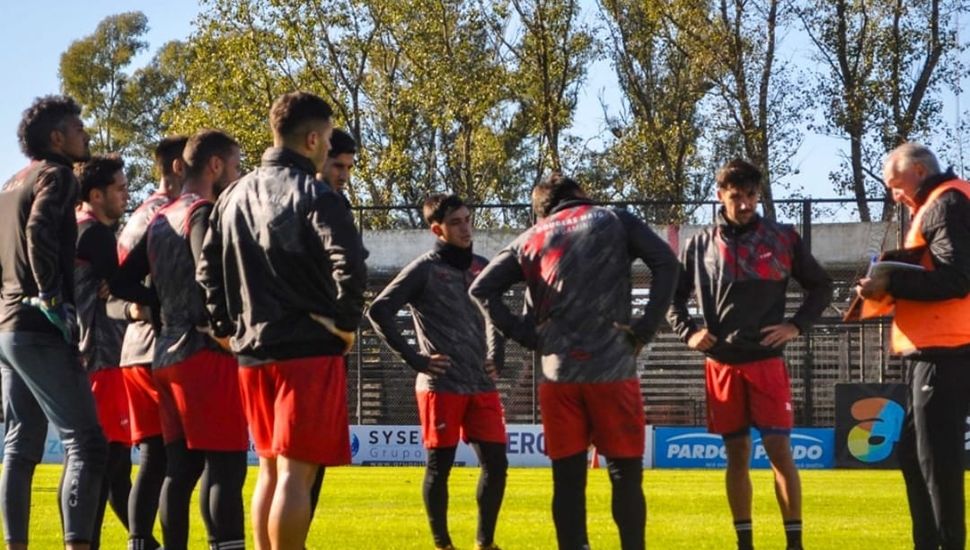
top-left (152, 348), bottom-right (248, 451)
top-left (238, 355), bottom-right (350, 466)
top-left (538, 378), bottom-right (645, 460)
top-left (89, 368), bottom-right (131, 445)
top-left (121, 364), bottom-right (163, 444)
top-left (705, 357), bottom-right (794, 436)
top-left (416, 390), bottom-right (507, 449)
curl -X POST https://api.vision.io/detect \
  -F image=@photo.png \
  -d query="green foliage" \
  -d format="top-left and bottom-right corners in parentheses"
top-left (594, 0), bottom-right (713, 223)
top-left (53, 3), bottom-right (968, 219)
top-left (59, 12), bottom-right (154, 200)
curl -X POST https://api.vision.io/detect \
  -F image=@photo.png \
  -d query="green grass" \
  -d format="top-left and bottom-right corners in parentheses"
top-left (12, 465), bottom-right (916, 548)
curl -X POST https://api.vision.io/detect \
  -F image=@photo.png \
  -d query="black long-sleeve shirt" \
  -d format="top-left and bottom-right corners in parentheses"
top-left (0, 154), bottom-right (79, 336)
top-left (470, 200), bottom-right (679, 383)
top-left (368, 243), bottom-right (503, 394)
top-left (116, 192), bottom-right (170, 367)
top-left (75, 214), bottom-right (126, 371)
top-left (666, 211), bottom-right (834, 364)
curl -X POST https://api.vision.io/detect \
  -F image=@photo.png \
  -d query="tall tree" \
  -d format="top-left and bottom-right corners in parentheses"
top-left (487, 0), bottom-right (595, 178)
top-left (59, 11), bottom-right (149, 155)
top-left (596, 0), bottom-right (713, 222)
top-left (661, 0), bottom-right (806, 219)
top-left (800, 0), bottom-right (964, 220)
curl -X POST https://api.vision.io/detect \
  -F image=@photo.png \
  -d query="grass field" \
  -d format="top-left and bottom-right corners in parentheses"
top-left (12, 465), bottom-right (917, 548)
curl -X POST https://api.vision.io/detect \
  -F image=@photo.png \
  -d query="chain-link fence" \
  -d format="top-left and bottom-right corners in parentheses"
top-left (346, 198), bottom-right (907, 428)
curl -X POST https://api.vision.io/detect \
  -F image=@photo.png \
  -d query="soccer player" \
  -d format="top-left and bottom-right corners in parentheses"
top-left (307, 127), bottom-right (360, 515)
top-left (196, 92), bottom-right (367, 550)
top-left (667, 159), bottom-right (833, 550)
top-left (116, 135), bottom-right (187, 550)
top-left (858, 143), bottom-right (970, 550)
top-left (470, 174), bottom-right (678, 550)
top-left (0, 95), bottom-right (107, 549)
top-left (368, 194), bottom-right (508, 550)
top-left (74, 155), bottom-right (138, 548)
top-left (113, 130), bottom-right (248, 550)
top-left (319, 127), bottom-right (356, 195)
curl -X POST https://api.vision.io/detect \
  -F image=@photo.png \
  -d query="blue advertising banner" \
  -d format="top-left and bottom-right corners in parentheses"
top-left (654, 427), bottom-right (834, 469)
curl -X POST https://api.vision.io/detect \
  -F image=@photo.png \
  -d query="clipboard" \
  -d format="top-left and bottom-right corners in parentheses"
top-left (842, 246), bottom-right (927, 322)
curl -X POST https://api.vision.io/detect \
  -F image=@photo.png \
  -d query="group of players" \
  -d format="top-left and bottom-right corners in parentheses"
top-left (0, 88), bottom-right (965, 550)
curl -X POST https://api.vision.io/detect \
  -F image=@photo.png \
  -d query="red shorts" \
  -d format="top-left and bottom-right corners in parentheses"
top-left (416, 390), bottom-right (507, 449)
top-left (89, 368), bottom-right (131, 445)
top-left (152, 349), bottom-right (248, 451)
top-left (705, 357), bottom-right (794, 435)
top-left (538, 379), bottom-right (645, 460)
top-left (238, 356), bottom-right (350, 466)
top-left (121, 364), bottom-right (163, 444)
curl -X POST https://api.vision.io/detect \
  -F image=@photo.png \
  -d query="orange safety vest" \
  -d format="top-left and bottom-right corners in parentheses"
top-left (891, 178), bottom-right (970, 354)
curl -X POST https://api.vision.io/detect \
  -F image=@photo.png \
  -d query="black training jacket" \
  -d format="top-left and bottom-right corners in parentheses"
top-left (196, 147), bottom-right (367, 365)
top-left (0, 154), bottom-right (79, 336)
top-left (667, 211), bottom-right (833, 364)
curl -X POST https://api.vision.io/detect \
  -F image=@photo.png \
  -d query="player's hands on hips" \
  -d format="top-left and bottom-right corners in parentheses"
top-left (425, 354), bottom-right (452, 376)
top-left (484, 359), bottom-right (499, 381)
top-left (856, 273), bottom-right (890, 300)
top-left (614, 322), bottom-right (645, 355)
top-left (687, 328), bottom-right (717, 351)
top-left (309, 313), bottom-right (356, 354)
top-left (23, 295), bottom-right (76, 344)
top-left (760, 323), bottom-right (800, 348)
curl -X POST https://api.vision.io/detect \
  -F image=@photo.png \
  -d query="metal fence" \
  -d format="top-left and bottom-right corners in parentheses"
top-left (345, 197), bottom-right (908, 428)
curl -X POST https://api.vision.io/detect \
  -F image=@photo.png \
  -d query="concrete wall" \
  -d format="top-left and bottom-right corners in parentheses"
top-left (361, 222), bottom-right (899, 274)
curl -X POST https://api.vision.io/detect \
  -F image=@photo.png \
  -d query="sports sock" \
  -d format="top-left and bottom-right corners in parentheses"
top-left (784, 519), bottom-right (802, 549)
top-left (734, 519), bottom-right (753, 550)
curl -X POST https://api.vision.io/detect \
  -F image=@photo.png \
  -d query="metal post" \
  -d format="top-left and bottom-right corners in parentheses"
top-left (859, 324), bottom-right (866, 382)
top-left (356, 207), bottom-right (364, 424)
top-left (878, 320), bottom-right (886, 383)
top-left (800, 199), bottom-right (815, 424)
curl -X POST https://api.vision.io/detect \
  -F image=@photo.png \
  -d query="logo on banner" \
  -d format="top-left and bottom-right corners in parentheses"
top-left (847, 397), bottom-right (904, 463)
top-left (654, 427), bottom-right (833, 469)
top-left (351, 433), bottom-right (360, 457)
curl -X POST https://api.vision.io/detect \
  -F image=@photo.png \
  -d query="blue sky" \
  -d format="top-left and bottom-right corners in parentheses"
top-left (0, 0), bottom-right (966, 202)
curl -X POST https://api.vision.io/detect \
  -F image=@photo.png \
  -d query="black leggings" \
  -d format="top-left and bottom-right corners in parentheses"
top-left (422, 443), bottom-right (508, 547)
top-left (551, 452), bottom-right (645, 550)
top-left (423, 447), bottom-right (457, 547)
top-left (471, 441), bottom-right (508, 547)
top-left (158, 441), bottom-right (247, 550)
top-left (90, 442), bottom-right (132, 550)
top-left (128, 435), bottom-right (166, 549)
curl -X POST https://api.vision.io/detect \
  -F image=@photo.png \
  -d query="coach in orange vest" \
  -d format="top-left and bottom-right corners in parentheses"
top-left (857, 143), bottom-right (970, 550)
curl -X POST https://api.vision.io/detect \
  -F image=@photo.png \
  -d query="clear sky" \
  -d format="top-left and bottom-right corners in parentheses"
top-left (0, 0), bottom-right (966, 202)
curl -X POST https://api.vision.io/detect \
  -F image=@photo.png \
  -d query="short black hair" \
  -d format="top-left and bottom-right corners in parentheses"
top-left (155, 135), bottom-right (188, 177)
top-left (183, 130), bottom-right (238, 178)
top-left (270, 91), bottom-right (333, 141)
top-left (17, 95), bottom-right (83, 160)
top-left (716, 159), bottom-right (762, 192)
top-left (531, 172), bottom-right (583, 218)
top-left (76, 154), bottom-right (124, 202)
top-left (328, 128), bottom-right (357, 158)
top-left (422, 194), bottom-right (467, 225)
